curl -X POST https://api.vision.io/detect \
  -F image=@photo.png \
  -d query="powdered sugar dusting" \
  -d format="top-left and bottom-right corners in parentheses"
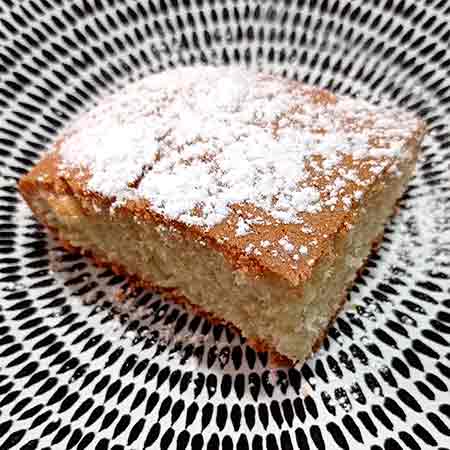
top-left (299, 245), bottom-right (308, 255)
top-left (58, 66), bottom-right (421, 230)
top-left (235, 217), bottom-right (251, 236)
top-left (278, 236), bottom-right (295, 253)
top-left (61, 118), bottom-right (158, 197)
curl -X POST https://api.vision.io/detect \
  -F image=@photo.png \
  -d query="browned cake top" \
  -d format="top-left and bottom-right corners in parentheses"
top-left (50, 66), bottom-right (424, 284)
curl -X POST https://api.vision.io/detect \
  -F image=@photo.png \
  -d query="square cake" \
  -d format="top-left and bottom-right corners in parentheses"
top-left (19, 66), bottom-right (425, 365)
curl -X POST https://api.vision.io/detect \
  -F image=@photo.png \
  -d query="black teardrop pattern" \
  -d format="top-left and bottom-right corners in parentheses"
top-left (0, 0), bottom-right (449, 449)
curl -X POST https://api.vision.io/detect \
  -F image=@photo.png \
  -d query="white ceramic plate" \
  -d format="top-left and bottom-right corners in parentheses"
top-left (0, 1), bottom-right (449, 449)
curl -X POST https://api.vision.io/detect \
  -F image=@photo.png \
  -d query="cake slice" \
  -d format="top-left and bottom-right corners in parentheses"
top-left (19, 67), bottom-right (425, 365)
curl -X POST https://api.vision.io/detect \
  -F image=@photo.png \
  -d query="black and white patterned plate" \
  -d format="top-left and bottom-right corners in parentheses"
top-left (0, 1), bottom-right (449, 449)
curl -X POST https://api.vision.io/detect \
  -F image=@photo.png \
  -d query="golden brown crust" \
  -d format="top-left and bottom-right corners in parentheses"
top-left (19, 121), bottom-right (425, 288)
top-left (18, 67), bottom-right (427, 287)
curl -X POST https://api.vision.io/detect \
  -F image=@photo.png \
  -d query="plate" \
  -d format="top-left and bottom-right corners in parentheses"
top-left (0, 1), bottom-right (449, 449)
